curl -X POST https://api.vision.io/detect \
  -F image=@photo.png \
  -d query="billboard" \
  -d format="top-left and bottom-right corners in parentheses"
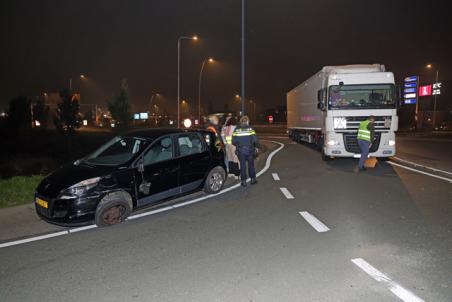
top-left (419, 85), bottom-right (432, 97)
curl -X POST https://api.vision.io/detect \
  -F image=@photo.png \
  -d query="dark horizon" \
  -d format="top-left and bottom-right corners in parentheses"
top-left (1, 0), bottom-right (451, 113)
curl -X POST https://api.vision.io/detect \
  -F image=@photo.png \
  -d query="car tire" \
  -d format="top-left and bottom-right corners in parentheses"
top-left (378, 157), bottom-right (390, 162)
top-left (204, 166), bottom-right (226, 194)
top-left (95, 192), bottom-right (132, 227)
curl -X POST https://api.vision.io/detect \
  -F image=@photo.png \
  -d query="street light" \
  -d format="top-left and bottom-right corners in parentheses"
top-left (198, 58), bottom-right (215, 123)
top-left (177, 35), bottom-right (198, 128)
top-left (426, 64), bottom-right (440, 129)
top-left (69, 74), bottom-right (86, 90)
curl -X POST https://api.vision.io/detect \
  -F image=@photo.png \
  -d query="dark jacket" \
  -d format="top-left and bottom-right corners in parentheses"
top-left (232, 124), bottom-right (259, 153)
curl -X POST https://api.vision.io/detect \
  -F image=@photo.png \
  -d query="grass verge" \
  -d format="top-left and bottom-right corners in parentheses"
top-left (0, 175), bottom-right (44, 208)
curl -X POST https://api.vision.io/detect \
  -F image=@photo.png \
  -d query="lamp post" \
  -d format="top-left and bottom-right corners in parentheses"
top-left (426, 64), bottom-right (440, 129)
top-left (177, 35), bottom-right (198, 128)
top-left (198, 58), bottom-right (214, 124)
top-left (69, 74), bottom-right (85, 90)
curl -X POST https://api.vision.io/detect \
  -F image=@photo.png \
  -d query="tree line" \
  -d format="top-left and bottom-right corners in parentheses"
top-left (0, 81), bottom-right (131, 134)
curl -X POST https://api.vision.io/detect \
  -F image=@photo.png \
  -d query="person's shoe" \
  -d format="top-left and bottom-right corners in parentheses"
top-left (359, 167), bottom-right (367, 172)
top-left (241, 180), bottom-right (247, 187)
top-left (250, 178), bottom-right (258, 185)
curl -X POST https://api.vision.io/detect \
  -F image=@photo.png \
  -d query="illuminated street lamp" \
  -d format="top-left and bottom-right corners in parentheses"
top-left (198, 58), bottom-right (215, 123)
top-left (69, 74), bottom-right (86, 90)
top-left (426, 64), bottom-right (440, 129)
top-left (177, 35), bottom-right (198, 127)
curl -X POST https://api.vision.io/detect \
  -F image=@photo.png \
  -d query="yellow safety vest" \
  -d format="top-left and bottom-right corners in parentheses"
top-left (357, 120), bottom-right (371, 141)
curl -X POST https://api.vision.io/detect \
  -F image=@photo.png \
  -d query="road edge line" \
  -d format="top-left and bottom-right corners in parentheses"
top-left (388, 161), bottom-right (452, 183)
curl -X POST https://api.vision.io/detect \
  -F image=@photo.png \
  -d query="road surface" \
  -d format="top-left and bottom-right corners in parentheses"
top-left (0, 138), bottom-right (451, 302)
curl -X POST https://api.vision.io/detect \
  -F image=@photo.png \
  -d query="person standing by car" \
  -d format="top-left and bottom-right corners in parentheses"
top-left (206, 114), bottom-right (224, 152)
top-left (222, 116), bottom-right (240, 178)
top-left (232, 116), bottom-right (259, 187)
top-left (357, 115), bottom-right (375, 171)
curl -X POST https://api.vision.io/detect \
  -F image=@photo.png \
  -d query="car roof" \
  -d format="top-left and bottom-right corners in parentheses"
top-left (125, 128), bottom-right (206, 140)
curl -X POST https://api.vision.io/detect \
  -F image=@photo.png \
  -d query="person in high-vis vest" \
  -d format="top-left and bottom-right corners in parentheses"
top-left (232, 116), bottom-right (260, 187)
top-left (222, 117), bottom-right (240, 177)
top-left (357, 115), bottom-right (376, 171)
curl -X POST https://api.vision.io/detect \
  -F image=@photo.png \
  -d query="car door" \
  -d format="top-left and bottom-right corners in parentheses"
top-left (136, 136), bottom-right (179, 208)
top-left (176, 133), bottom-right (211, 193)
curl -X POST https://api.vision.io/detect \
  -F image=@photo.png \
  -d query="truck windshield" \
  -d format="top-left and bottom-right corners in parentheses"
top-left (82, 136), bottom-right (148, 166)
top-left (328, 84), bottom-right (396, 110)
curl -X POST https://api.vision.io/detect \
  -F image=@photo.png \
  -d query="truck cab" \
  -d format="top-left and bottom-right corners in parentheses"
top-left (320, 69), bottom-right (398, 159)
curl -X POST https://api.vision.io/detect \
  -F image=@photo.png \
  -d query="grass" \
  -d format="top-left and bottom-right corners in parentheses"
top-left (0, 175), bottom-right (44, 208)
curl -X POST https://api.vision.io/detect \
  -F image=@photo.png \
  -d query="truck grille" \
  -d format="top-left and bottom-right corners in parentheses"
top-left (337, 116), bottom-right (390, 132)
top-left (343, 133), bottom-right (381, 153)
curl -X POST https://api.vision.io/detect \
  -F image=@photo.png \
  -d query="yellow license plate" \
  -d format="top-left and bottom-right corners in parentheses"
top-left (36, 198), bottom-right (48, 209)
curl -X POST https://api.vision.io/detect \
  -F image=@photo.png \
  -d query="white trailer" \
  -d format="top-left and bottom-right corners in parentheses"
top-left (287, 64), bottom-right (398, 160)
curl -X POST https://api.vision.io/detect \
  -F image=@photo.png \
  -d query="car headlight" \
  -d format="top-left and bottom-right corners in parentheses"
top-left (62, 177), bottom-right (100, 197)
top-left (333, 117), bottom-right (347, 129)
top-left (326, 139), bottom-right (339, 146)
top-left (388, 140), bottom-right (395, 146)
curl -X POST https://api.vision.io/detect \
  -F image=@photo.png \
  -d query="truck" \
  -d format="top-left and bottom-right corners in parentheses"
top-left (287, 64), bottom-right (398, 161)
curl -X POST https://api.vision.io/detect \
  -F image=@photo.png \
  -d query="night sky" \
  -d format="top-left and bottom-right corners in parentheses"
top-left (1, 0), bottom-right (451, 114)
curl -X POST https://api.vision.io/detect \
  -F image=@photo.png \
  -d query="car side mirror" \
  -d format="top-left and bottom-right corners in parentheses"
top-left (317, 89), bottom-right (326, 111)
top-left (137, 158), bottom-right (144, 173)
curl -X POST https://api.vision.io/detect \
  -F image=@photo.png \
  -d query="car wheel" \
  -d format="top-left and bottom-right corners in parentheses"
top-left (204, 166), bottom-right (226, 194)
top-left (378, 157), bottom-right (390, 162)
top-left (95, 192), bottom-right (131, 227)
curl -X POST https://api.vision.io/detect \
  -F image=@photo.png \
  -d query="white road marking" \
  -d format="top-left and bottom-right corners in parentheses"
top-left (393, 156), bottom-right (452, 176)
top-left (272, 173), bottom-right (280, 181)
top-left (299, 211), bottom-right (330, 232)
top-left (279, 187), bottom-right (294, 199)
top-left (0, 141), bottom-right (285, 249)
top-left (0, 231), bottom-right (69, 248)
top-left (68, 225), bottom-right (98, 233)
top-left (351, 258), bottom-right (425, 302)
top-left (388, 161), bottom-right (452, 183)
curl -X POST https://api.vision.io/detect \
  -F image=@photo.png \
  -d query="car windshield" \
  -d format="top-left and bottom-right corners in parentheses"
top-left (328, 84), bottom-right (396, 109)
top-left (82, 136), bottom-right (148, 166)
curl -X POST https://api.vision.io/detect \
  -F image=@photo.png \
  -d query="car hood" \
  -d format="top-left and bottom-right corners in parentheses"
top-left (45, 162), bottom-right (118, 187)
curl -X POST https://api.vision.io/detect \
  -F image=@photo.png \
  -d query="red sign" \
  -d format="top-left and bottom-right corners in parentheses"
top-left (268, 115), bottom-right (274, 124)
top-left (419, 85), bottom-right (432, 97)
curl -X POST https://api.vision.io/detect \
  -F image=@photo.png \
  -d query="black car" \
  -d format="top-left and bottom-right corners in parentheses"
top-left (35, 129), bottom-right (226, 227)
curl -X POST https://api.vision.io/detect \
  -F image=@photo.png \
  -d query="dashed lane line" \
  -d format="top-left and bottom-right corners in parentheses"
top-left (279, 187), bottom-right (294, 199)
top-left (351, 258), bottom-right (425, 302)
top-left (272, 173), bottom-right (280, 181)
top-left (299, 211), bottom-right (330, 233)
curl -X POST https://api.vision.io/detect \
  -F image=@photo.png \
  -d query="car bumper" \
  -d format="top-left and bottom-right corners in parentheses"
top-left (34, 194), bottom-right (99, 226)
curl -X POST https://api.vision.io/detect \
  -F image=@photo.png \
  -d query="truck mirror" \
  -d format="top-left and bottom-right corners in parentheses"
top-left (317, 89), bottom-right (323, 103)
top-left (396, 85), bottom-right (403, 108)
top-left (317, 89), bottom-right (326, 111)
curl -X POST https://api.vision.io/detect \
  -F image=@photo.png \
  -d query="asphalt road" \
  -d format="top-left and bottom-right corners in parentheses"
top-left (0, 138), bottom-right (451, 302)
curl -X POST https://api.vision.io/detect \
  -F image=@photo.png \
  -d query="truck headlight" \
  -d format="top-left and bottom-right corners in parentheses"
top-left (326, 139), bottom-right (339, 146)
top-left (388, 140), bottom-right (395, 146)
top-left (333, 117), bottom-right (347, 129)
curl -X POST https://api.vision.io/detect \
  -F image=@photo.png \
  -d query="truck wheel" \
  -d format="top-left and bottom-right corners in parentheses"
top-left (95, 192), bottom-right (131, 227)
top-left (204, 166), bottom-right (226, 194)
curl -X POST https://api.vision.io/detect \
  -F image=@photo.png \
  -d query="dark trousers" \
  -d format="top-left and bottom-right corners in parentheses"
top-left (238, 152), bottom-right (256, 181)
top-left (358, 139), bottom-right (370, 168)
